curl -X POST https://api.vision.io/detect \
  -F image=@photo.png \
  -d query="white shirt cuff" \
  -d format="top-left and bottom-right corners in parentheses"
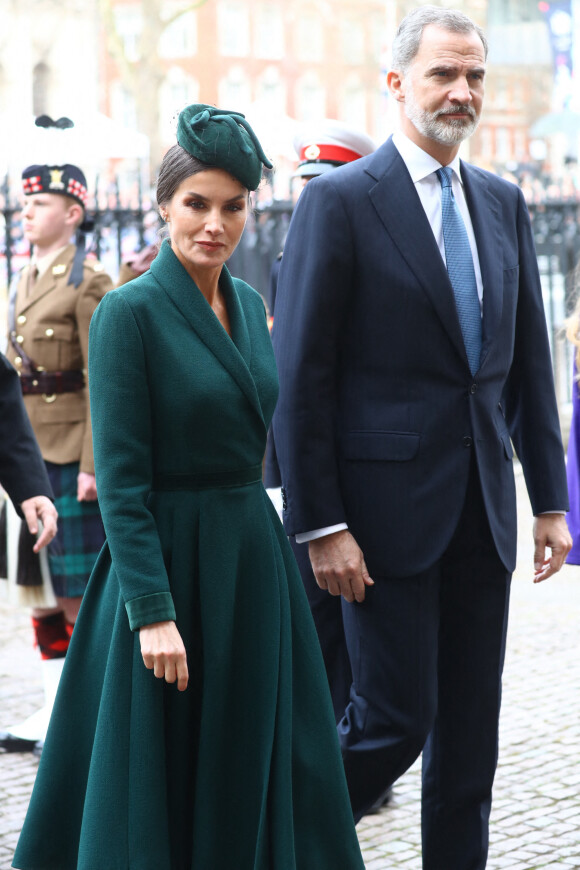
top-left (265, 487), bottom-right (283, 521)
top-left (295, 523), bottom-right (349, 544)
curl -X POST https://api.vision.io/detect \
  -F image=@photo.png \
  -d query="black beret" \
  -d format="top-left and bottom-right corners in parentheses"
top-left (22, 164), bottom-right (88, 210)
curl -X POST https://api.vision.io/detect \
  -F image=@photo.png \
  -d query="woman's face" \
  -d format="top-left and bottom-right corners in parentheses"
top-left (164, 169), bottom-right (248, 277)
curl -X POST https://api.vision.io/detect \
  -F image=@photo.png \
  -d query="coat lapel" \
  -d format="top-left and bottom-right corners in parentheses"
top-left (150, 242), bottom-right (265, 425)
top-left (366, 140), bottom-right (469, 369)
top-left (460, 162), bottom-right (504, 368)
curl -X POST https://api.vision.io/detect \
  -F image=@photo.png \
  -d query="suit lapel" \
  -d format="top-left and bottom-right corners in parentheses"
top-left (151, 242), bottom-right (265, 425)
top-left (460, 162), bottom-right (504, 368)
top-left (366, 140), bottom-right (469, 369)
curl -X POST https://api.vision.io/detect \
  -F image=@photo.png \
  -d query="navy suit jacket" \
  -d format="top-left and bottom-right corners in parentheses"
top-left (0, 352), bottom-right (52, 514)
top-left (272, 137), bottom-right (568, 577)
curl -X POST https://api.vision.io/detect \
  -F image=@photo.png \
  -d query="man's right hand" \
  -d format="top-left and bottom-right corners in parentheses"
top-left (308, 529), bottom-right (374, 603)
top-left (20, 495), bottom-right (58, 552)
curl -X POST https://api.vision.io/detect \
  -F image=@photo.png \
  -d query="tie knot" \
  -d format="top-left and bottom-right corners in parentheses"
top-left (437, 166), bottom-right (452, 189)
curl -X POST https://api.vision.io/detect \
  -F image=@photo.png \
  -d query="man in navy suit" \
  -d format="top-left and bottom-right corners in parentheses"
top-left (0, 351), bottom-right (57, 550)
top-left (272, 6), bottom-right (572, 868)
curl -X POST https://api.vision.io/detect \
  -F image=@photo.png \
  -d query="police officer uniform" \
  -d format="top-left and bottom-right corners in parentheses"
top-left (0, 164), bottom-right (112, 752)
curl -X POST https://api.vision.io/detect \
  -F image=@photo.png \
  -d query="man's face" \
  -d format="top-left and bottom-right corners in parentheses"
top-left (21, 193), bottom-right (77, 248)
top-left (395, 24), bottom-right (486, 150)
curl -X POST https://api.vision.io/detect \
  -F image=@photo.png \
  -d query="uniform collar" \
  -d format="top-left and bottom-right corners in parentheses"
top-left (32, 245), bottom-right (70, 279)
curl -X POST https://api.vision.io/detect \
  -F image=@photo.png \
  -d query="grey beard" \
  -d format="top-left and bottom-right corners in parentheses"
top-left (405, 103), bottom-right (479, 146)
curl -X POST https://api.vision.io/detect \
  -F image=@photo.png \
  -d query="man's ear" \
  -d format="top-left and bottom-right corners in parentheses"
top-left (65, 202), bottom-right (84, 228)
top-left (387, 69), bottom-right (406, 102)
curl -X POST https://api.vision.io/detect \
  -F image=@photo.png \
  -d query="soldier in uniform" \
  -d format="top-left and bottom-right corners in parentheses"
top-left (265, 120), bottom-right (376, 724)
top-left (0, 163), bottom-right (113, 753)
top-left (267, 119), bottom-right (376, 315)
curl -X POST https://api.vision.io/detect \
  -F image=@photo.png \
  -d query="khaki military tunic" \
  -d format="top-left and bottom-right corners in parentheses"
top-left (6, 244), bottom-right (113, 474)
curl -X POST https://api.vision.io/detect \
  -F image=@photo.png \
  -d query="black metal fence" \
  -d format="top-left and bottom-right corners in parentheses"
top-left (2, 176), bottom-right (580, 404)
top-left (0, 174), bottom-right (158, 292)
top-left (528, 201), bottom-right (580, 404)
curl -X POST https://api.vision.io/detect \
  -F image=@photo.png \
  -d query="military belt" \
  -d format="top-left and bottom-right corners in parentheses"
top-left (19, 370), bottom-right (85, 396)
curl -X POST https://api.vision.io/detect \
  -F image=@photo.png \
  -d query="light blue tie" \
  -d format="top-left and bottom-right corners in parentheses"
top-left (436, 166), bottom-right (482, 374)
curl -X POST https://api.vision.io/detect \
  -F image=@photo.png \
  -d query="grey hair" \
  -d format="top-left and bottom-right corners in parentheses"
top-left (156, 144), bottom-right (218, 209)
top-left (391, 5), bottom-right (488, 73)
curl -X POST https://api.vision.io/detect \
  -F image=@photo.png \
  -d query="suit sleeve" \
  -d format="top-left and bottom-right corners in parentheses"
top-left (272, 177), bottom-right (354, 535)
top-left (503, 188), bottom-right (568, 513)
top-left (0, 353), bottom-right (53, 513)
top-left (76, 266), bottom-right (113, 474)
top-left (89, 290), bottom-right (176, 631)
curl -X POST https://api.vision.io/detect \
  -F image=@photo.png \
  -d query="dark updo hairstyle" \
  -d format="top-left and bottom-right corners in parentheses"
top-left (156, 144), bottom-right (218, 210)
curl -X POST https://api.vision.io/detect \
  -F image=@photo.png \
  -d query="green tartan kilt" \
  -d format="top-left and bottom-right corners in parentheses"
top-left (46, 461), bottom-right (106, 598)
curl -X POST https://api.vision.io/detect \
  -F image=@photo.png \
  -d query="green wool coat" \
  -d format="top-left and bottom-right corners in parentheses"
top-left (13, 241), bottom-right (364, 870)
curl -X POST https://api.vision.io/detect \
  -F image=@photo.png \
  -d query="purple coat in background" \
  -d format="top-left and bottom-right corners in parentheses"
top-left (566, 365), bottom-right (580, 563)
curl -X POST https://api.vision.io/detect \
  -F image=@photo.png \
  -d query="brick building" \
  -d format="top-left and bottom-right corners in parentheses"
top-left (101, 0), bottom-right (389, 187)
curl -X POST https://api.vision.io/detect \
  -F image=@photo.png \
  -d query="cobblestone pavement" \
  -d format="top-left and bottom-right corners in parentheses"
top-left (1, 467), bottom-right (580, 869)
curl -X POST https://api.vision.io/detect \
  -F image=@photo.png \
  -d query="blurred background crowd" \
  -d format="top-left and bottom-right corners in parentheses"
top-left (1, 0), bottom-right (580, 401)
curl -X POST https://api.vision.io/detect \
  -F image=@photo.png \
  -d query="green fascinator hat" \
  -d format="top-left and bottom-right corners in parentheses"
top-left (177, 104), bottom-right (273, 191)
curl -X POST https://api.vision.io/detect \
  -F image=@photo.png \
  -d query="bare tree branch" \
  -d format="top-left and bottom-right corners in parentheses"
top-left (97, 0), bottom-right (211, 176)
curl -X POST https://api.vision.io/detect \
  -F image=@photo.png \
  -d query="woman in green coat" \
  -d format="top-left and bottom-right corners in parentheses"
top-left (13, 106), bottom-right (365, 870)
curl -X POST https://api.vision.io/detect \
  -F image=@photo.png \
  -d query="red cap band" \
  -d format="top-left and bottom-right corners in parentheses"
top-left (298, 143), bottom-right (362, 165)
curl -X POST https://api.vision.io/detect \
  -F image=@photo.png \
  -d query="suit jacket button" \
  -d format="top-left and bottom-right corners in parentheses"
top-left (463, 436), bottom-right (473, 448)
top-left (470, 383), bottom-right (477, 394)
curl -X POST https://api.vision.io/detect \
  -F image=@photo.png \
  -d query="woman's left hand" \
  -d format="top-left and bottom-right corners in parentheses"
top-left (139, 621), bottom-right (189, 691)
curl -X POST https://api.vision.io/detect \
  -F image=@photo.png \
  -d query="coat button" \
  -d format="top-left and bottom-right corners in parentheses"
top-left (17, 314), bottom-right (26, 325)
top-left (463, 436), bottom-right (473, 447)
top-left (45, 328), bottom-right (54, 338)
top-left (15, 335), bottom-right (24, 344)
top-left (470, 383), bottom-right (477, 394)
top-left (14, 357), bottom-right (22, 366)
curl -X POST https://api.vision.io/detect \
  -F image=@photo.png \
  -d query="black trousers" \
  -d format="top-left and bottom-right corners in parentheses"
top-left (339, 460), bottom-right (511, 870)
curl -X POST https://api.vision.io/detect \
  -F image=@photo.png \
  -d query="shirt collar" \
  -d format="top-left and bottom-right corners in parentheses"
top-left (32, 245), bottom-right (70, 279)
top-left (392, 130), bottom-right (464, 187)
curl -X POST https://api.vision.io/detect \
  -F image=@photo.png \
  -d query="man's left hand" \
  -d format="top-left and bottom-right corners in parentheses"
top-left (533, 513), bottom-right (572, 583)
top-left (77, 472), bottom-right (98, 502)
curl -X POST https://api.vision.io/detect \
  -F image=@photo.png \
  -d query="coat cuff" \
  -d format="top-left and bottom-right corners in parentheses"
top-left (125, 592), bottom-right (176, 631)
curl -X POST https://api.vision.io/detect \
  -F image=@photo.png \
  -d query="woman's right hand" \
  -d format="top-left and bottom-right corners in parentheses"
top-left (139, 621), bottom-right (189, 691)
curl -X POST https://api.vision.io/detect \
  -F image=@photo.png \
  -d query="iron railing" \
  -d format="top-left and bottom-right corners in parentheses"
top-left (2, 175), bottom-right (579, 404)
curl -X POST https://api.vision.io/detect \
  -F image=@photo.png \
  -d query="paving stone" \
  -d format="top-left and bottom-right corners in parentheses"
top-left (2, 467), bottom-right (580, 869)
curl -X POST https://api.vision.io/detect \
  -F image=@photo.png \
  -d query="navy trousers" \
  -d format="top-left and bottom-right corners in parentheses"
top-left (339, 461), bottom-right (511, 870)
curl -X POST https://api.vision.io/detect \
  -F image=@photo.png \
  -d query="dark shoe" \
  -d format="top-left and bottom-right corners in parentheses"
top-left (0, 731), bottom-right (38, 753)
top-left (368, 787), bottom-right (393, 813)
